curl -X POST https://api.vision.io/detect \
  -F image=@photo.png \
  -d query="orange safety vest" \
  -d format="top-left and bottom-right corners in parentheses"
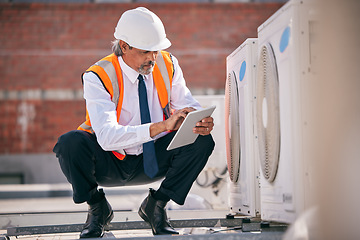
top-left (77, 51), bottom-right (174, 160)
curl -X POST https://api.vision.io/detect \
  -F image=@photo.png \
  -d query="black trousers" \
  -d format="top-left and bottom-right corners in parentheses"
top-left (53, 130), bottom-right (215, 205)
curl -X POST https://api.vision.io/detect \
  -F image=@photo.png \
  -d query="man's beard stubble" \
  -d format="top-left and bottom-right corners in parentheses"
top-left (138, 60), bottom-right (155, 75)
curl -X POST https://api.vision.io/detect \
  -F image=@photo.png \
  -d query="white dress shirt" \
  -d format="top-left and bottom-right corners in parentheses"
top-left (83, 54), bottom-right (201, 155)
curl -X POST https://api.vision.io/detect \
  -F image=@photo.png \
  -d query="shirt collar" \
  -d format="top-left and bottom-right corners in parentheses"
top-left (118, 56), bottom-right (141, 84)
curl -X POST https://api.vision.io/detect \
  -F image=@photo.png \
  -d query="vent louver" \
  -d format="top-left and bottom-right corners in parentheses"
top-left (256, 43), bottom-right (281, 183)
top-left (225, 71), bottom-right (241, 182)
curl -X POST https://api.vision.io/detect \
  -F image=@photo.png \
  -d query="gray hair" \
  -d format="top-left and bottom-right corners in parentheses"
top-left (112, 39), bottom-right (133, 56)
top-left (112, 39), bottom-right (123, 56)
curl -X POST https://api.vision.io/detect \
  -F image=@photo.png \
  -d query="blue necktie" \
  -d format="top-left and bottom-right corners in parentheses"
top-left (138, 74), bottom-right (159, 178)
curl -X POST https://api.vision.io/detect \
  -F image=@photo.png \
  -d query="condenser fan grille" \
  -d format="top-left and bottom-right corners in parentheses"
top-left (225, 71), bottom-right (241, 182)
top-left (256, 43), bottom-right (281, 183)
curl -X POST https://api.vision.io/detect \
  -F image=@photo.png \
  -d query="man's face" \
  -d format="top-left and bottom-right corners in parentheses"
top-left (120, 40), bottom-right (159, 75)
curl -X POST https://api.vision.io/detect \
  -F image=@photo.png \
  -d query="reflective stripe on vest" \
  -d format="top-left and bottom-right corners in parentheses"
top-left (78, 51), bottom-right (174, 159)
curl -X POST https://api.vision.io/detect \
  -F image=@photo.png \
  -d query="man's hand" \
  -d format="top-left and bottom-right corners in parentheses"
top-left (149, 107), bottom-right (195, 137)
top-left (165, 107), bottom-right (196, 131)
top-left (193, 116), bottom-right (214, 136)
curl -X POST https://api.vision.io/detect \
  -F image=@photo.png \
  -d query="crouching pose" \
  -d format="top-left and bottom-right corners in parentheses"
top-left (53, 7), bottom-right (215, 238)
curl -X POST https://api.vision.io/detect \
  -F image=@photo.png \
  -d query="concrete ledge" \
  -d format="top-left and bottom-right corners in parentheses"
top-left (0, 183), bottom-right (157, 199)
top-left (0, 210), bottom-right (230, 230)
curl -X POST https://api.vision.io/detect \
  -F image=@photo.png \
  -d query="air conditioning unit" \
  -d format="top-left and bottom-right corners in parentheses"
top-left (255, 0), bottom-right (316, 223)
top-left (225, 38), bottom-right (260, 217)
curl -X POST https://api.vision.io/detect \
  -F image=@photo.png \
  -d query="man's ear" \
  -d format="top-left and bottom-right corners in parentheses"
top-left (119, 40), bottom-right (128, 54)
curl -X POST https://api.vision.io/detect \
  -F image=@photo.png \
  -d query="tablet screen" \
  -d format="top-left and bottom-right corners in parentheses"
top-left (166, 106), bottom-right (216, 151)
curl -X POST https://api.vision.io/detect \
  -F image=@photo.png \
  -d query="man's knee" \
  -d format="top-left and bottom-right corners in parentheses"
top-left (197, 134), bottom-right (215, 154)
top-left (53, 130), bottom-right (92, 156)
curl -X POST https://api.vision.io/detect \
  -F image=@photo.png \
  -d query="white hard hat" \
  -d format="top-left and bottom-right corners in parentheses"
top-left (114, 7), bottom-right (171, 51)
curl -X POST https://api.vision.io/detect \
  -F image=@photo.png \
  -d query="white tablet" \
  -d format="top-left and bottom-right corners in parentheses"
top-left (166, 105), bottom-right (216, 151)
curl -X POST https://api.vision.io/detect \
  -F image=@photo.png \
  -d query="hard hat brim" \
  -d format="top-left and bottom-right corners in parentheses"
top-left (143, 38), bottom-right (171, 51)
top-left (115, 36), bottom-right (171, 52)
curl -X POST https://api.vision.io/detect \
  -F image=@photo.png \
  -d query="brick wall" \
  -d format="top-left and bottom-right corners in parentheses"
top-left (0, 2), bottom-right (282, 154)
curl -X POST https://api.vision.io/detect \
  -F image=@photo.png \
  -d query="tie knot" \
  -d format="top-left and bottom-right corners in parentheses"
top-left (138, 74), bottom-right (144, 82)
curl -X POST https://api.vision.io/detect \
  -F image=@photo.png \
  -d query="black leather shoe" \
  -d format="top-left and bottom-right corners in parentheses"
top-left (138, 188), bottom-right (179, 235)
top-left (80, 190), bottom-right (114, 238)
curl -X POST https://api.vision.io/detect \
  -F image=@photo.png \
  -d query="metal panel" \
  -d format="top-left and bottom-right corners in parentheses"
top-left (7, 218), bottom-right (244, 236)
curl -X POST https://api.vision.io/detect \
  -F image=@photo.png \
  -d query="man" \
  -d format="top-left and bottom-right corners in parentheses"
top-left (53, 7), bottom-right (215, 238)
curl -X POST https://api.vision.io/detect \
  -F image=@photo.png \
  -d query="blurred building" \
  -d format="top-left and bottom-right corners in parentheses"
top-left (0, 1), bottom-right (283, 185)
